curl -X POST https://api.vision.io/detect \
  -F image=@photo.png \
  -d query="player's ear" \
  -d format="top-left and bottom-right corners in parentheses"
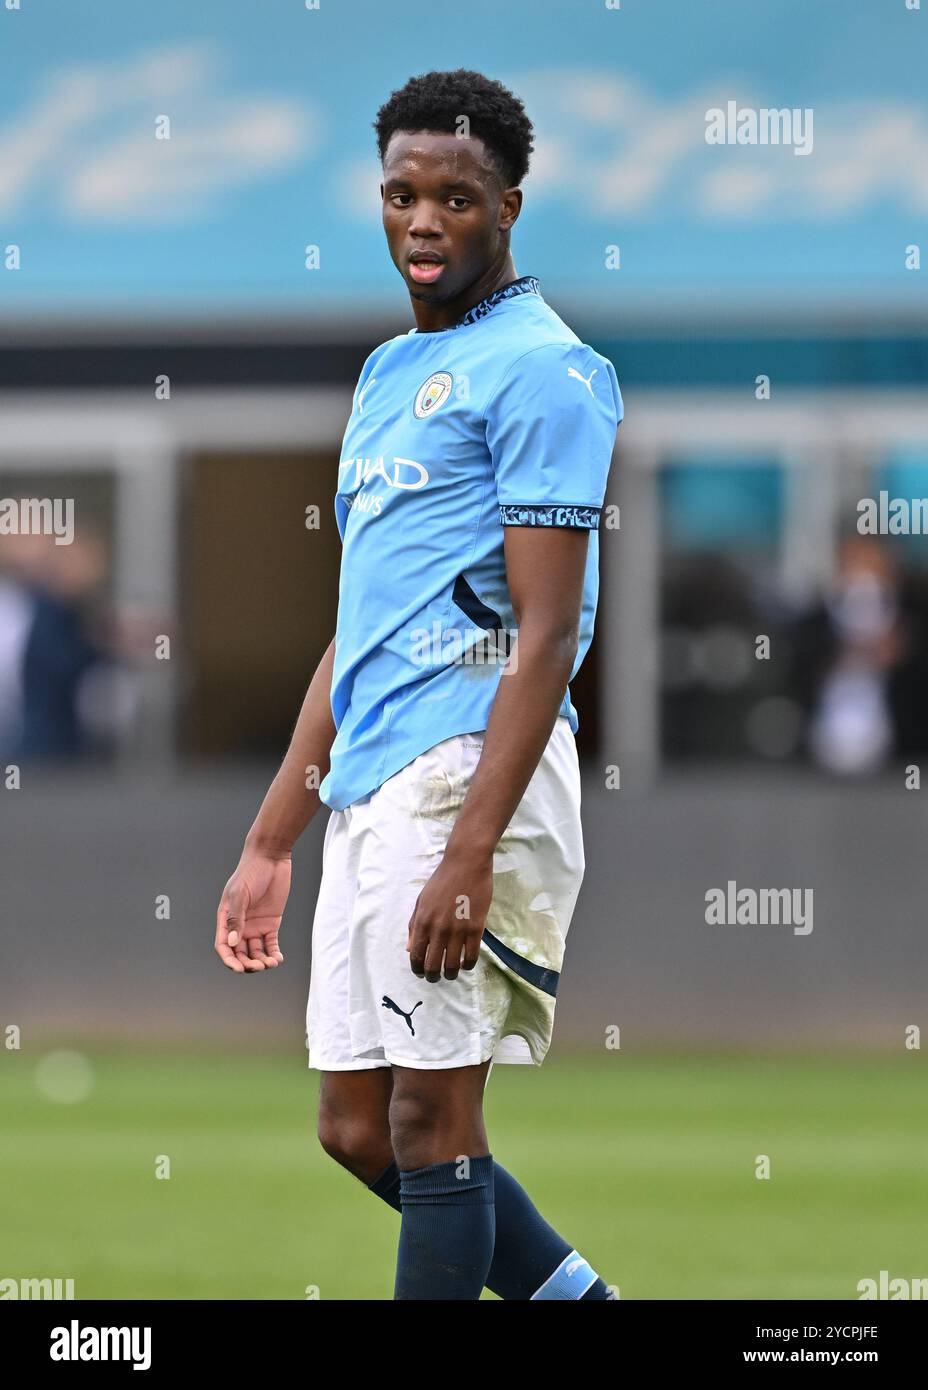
top-left (499, 186), bottom-right (523, 232)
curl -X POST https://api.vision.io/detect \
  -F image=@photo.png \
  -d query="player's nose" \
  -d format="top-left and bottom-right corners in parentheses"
top-left (406, 201), bottom-right (444, 238)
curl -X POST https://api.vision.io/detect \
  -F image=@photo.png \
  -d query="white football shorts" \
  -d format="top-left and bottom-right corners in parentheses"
top-left (305, 715), bottom-right (585, 1070)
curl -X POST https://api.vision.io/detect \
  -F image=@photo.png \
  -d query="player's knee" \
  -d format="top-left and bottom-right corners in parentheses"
top-left (316, 1108), bottom-right (391, 1182)
top-left (388, 1085), bottom-right (474, 1166)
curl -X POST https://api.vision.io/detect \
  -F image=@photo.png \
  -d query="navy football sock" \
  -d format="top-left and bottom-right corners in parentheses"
top-left (391, 1156), bottom-right (491, 1295)
top-left (370, 1157), bottom-right (611, 1300)
top-left (368, 1160), bottom-right (403, 1209)
top-left (491, 1163), bottom-right (611, 1299)
top-left (393, 1154), bottom-right (495, 1300)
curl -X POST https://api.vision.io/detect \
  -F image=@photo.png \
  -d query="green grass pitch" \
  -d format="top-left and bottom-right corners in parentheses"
top-left (2, 1048), bottom-right (924, 1300)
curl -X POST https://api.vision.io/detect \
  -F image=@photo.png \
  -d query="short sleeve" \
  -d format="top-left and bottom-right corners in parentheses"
top-left (484, 342), bottom-right (623, 528)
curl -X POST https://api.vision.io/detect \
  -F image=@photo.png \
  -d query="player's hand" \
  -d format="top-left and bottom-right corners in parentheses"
top-left (406, 846), bottom-right (493, 983)
top-left (215, 849), bottom-right (291, 973)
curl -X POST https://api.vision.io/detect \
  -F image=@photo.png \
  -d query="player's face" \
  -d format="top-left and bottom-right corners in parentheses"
top-left (380, 131), bottom-right (520, 305)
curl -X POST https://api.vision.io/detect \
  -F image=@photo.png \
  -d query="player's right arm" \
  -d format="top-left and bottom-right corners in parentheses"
top-left (214, 635), bottom-right (337, 973)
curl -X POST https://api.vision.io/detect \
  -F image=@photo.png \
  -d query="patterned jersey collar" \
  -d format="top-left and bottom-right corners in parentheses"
top-left (412, 275), bottom-right (540, 334)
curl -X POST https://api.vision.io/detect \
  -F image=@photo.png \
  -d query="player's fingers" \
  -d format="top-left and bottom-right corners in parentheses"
top-left (262, 930), bottom-right (284, 965)
top-left (422, 935), bottom-right (446, 984)
top-left (215, 892), bottom-right (245, 971)
top-left (407, 918), bottom-right (428, 976)
top-left (252, 936), bottom-right (280, 968)
top-left (461, 930), bottom-right (482, 971)
top-left (215, 898), bottom-right (232, 945)
top-left (244, 938), bottom-right (267, 970)
top-left (215, 941), bottom-right (245, 972)
top-left (442, 933), bottom-right (466, 981)
top-left (221, 882), bottom-right (249, 951)
top-left (232, 938), bottom-right (260, 971)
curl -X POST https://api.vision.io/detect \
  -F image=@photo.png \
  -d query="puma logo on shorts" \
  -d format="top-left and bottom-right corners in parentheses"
top-left (382, 996), bottom-right (423, 1035)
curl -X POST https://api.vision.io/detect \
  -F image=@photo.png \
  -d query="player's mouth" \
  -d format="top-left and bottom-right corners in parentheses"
top-left (408, 252), bottom-right (446, 285)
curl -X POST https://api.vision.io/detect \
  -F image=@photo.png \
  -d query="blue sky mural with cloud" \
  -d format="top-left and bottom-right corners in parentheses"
top-left (1, 0), bottom-right (925, 320)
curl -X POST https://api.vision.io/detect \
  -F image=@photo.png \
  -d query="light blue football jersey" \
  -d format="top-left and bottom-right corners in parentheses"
top-left (318, 276), bottom-right (623, 811)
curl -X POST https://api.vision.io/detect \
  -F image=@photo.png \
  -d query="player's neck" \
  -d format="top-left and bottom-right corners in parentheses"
top-left (409, 256), bottom-right (519, 333)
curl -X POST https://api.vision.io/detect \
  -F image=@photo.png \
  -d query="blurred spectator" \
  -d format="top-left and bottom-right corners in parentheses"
top-left (791, 535), bottom-right (928, 774)
top-left (0, 528), bottom-right (115, 761)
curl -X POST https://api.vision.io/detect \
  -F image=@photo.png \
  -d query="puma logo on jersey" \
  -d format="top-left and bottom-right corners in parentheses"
top-left (382, 996), bottom-right (423, 1035)
top-left (567, 366), bottom-right (597, 395)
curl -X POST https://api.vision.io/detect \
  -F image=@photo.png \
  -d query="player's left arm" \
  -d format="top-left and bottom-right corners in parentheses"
top-left (405, 528), bottom-right (588, 984)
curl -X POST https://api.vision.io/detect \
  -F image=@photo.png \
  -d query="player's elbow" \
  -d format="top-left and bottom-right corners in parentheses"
top-left (516, 613), bottom-right (581, 668)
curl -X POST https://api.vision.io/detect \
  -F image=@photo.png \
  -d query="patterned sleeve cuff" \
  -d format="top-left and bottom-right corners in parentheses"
top-left (499, 503), bottom-right (602, 529)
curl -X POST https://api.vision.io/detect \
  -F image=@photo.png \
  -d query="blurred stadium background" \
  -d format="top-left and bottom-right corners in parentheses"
top-left (1, 0), bottom-right (926, 1299)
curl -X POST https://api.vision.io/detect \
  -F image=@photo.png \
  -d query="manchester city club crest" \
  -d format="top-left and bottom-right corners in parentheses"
top-left (413, 371), bottom-right (453, 419)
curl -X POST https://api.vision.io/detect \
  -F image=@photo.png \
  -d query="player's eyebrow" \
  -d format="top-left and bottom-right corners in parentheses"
top-left (383, 176), bottom-right (481, 194)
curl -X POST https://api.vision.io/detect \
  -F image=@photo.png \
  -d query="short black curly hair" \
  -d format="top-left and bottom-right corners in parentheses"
top-left (374, 69), bottom-right (534, 188)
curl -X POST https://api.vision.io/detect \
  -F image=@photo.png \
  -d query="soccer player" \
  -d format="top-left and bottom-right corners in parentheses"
top-left (215, 69), bottom-right (624, 1301)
